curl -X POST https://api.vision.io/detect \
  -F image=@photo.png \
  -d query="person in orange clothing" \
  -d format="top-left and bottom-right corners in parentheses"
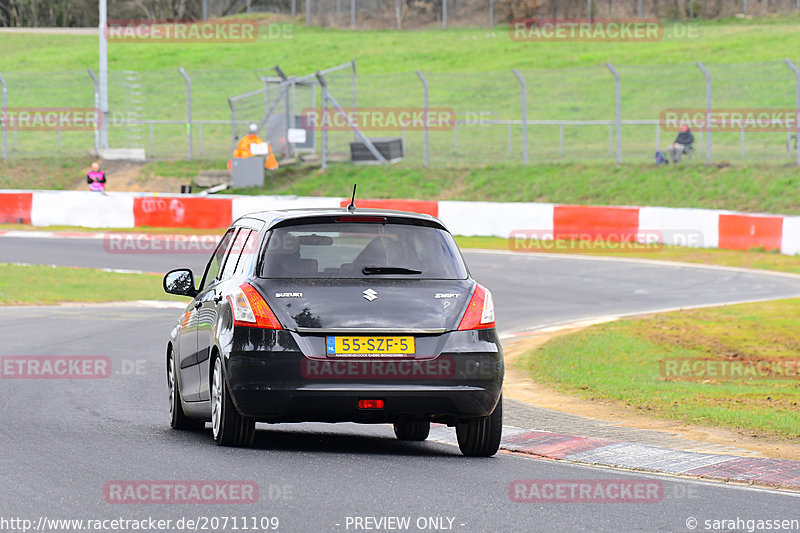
top-left (231, 123), bottom-right (279, 170)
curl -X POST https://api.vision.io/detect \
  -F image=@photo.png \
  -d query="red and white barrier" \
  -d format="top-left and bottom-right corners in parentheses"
top-left (31, 191), bottom-right (134, 228)
top-left (1, 189), bottom-right (799, 256)
top-left (0, 192), bottom-right (33, 224)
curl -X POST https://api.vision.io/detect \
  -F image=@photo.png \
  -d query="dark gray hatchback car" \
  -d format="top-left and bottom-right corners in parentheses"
top-left (163, 208), bottom-right (503, 456)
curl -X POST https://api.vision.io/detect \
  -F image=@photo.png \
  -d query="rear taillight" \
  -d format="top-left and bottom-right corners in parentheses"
top-left (457, 284), bottom-right (496, 331)
top-left (228, 283), bottom-right (282, 329)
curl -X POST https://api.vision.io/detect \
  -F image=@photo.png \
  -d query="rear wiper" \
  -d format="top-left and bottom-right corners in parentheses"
top-left (362, 266), bottom-right (422, 275)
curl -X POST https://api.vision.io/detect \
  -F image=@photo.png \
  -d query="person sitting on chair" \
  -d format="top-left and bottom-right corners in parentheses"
top-left (668, 124), bottom-right (694, 164)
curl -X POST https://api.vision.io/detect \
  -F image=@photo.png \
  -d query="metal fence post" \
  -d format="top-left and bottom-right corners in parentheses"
top-left (98, 0), bottom-right (110, 149)
top-left (227, 97), bottom-right (236, 151)
top-left (490, 0), bottom-right (494, 27)
top-left (442, 0), bottom-right (447, 29)
top-left (696, 61), bottom-right (712, 163)
top-left (352, 59), bottom-right (358, 142)
top-left (273, 66), bottom-right (292, 159)
top-left (637, 0), bottom-right (643, 17)
top-left (87, 69), bottom-right (100, 154)
top-left (743, 0), bottom-right (748, 15)
top-left (606, 62), bottom-right (621, 164)
top-left (178, 67), bottom-right (193, 160)
top-left (416, 70), bottom-right (429, 166)
top-left (740, 125), bottom-right (745, 158)
top-left (512, 69), bottom-right (528, 164)
top-left (292, 0), bottom-right (296, 17)
top-left (587, 0), bottom-right (592, 20)
top-left (785, 59), bottom-right (800, 166)
top-left (395, 0), bottom-right (401, 29)
top-left (319, 74), bottom-right (328, 170)
top-left (0, 73), bottom-right (7, 159)
top-left (351, 0), bottom-right (355, 28)
top-left (306, 0), bottom-right (311, 27)
top-left (202, 0), bottom-right (208, 20)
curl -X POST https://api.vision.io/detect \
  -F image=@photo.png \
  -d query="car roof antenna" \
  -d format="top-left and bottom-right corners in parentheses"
top-left (347, 183), bottom-right (357, 213)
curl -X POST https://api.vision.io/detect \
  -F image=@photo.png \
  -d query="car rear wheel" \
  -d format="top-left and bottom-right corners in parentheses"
top-left (456, 395), bottom-right (502, 457)
top-left (393, 420), bottom-right (430, 441)
top-left (211, 356), bottom-right (255, 447)
top-left (168, 351), bottom-right (204, 431)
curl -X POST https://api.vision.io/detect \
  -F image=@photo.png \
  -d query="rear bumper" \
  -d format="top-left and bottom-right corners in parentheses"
top-left (223, 330), bottom-right (503, 424)
top-left (230, 380), bottom-right (502, 424)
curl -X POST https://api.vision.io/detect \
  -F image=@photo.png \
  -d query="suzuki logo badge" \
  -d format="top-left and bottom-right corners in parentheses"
top-left (363, 288), bottom-right (378, 301)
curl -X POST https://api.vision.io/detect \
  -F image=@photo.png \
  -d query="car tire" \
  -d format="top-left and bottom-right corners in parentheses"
top-left (168, 350), bottom-right (204, 431)
top-left (393, 420), bottom-right (430, 441)
top-left (211, 356), bottom-right (255, 447)
top-left (456, 395), bottom-right (502, 457)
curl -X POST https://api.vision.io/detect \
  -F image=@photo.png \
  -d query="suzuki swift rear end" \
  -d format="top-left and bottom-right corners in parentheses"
top-left (164, 208), bottom-right (504, 456)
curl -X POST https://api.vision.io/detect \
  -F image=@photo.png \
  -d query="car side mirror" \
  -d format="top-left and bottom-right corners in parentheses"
top-left (163, 268), bottom-right (197, 297)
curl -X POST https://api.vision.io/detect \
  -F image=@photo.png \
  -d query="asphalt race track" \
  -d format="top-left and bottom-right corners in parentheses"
top-left (4, 235), bottom-right (800, 334)
top-left (2, 235), bottom-right (800, 532)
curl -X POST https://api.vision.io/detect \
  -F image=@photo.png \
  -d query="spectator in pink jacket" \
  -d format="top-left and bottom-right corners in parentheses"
top-left (87, 162), bottom-right (106, 192)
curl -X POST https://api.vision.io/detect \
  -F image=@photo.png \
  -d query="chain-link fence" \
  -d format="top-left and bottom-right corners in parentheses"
top-left (201, 0), bottom-right (800, 30)
top-left (2, 59), bottom-right (800, 165)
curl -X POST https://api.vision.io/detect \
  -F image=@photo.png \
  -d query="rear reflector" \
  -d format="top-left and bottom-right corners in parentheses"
top-left (457, 284), bottom-right (496, 331)
top-left (228, 283), bottom-right (282, 329)
top-left (357, 399), bottom-right (385, 409)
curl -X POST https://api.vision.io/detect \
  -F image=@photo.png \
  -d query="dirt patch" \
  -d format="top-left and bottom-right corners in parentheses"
top-left (503, 330), bottom-right (800, 461)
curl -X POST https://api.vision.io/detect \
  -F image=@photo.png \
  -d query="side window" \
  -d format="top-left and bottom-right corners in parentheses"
top-left (235, 230), bottom-right (258, 276)
top-left (220, 229), bottom-right (252, 281)
top-left (199, 229), bottom-right (236, 292)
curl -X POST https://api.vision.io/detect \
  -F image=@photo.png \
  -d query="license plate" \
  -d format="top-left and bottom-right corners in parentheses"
top-left (326, 336), bottom-right (415, 356)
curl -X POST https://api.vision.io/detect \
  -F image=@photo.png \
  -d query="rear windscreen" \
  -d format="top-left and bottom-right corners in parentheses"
top-left (259, 222), bottom-right (468, 279)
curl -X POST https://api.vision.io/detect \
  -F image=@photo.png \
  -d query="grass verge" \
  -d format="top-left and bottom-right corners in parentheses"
top-left (4, 160), bottom-right (800, 217)
top-left (231, 162), bottom-right (800, 215)
top-left (0, 263), bottom-right (186, 305)
top-left (514, 298), bottom-right (800, 439)
top-left (3, 17), bottom-right (800, 75)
